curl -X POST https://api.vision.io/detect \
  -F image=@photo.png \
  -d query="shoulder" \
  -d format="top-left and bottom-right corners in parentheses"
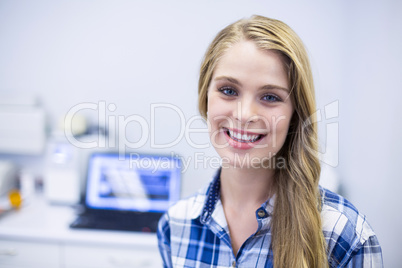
top-left (319, 186), bottom-right (382, 267)
top-left (319, 186), bottom-right (374, 241)
top-left (157, 183), bottom-right (210, 263)
top-left (158, 183), bottom-right (209, 230)
top-left (168, 184), bottom-right (208, 220)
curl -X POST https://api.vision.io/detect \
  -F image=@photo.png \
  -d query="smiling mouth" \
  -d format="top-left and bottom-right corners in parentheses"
top-left (223, 128), bottom-right (266, 143)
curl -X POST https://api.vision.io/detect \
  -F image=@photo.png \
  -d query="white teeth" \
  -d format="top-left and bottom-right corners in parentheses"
top-left (227, 129), bottom-right (261, 143)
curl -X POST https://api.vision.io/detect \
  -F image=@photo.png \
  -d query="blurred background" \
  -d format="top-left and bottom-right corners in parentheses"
top-left (0, 0), bottom-right (401, 267)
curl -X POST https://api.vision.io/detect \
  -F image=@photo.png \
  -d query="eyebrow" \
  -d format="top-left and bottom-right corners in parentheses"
top-left (214, 76), bottom-right (289, 92)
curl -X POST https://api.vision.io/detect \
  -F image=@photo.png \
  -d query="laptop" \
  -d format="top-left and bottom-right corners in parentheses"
top-left (70, 152), bottom-right (181, 233)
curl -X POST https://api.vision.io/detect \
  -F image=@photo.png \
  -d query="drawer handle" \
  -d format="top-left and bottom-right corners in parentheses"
top-left (0, 248), bottom-right (18, 256)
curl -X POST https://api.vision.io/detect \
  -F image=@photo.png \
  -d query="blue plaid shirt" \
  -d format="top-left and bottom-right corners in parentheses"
top-left (157, 171), bottom-right (383, 267)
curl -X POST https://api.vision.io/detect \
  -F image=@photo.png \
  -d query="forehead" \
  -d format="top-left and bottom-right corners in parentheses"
top-left (212, 40), bottom-right (289, 89)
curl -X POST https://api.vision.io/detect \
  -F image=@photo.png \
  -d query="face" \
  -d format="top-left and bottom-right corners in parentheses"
top-left (207, 40), bottom-right (294, 169)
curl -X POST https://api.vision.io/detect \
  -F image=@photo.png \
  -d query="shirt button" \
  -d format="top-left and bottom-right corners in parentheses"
top-left (257, 209), bottom-right (266, 218)
top-left (232, 260), bottom-right (236, 267)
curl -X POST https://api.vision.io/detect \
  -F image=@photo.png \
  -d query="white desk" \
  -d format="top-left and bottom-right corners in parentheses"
top-left (0, 195), bottom-right (162, 268)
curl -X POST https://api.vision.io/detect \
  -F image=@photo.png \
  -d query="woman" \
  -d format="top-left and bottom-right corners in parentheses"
top-left (157, 15), bottom-right (383, 268)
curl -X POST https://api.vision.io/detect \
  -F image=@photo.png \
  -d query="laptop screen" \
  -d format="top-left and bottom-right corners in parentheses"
top-left (84, 152), bottom-right (181, 213)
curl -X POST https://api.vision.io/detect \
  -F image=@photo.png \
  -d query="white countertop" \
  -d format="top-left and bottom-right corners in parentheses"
top-left (0, 194), bottom-right (158, 248)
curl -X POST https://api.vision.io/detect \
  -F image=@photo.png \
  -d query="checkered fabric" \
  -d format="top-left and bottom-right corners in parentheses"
top-left (157, 170), bottom-right (383, 267)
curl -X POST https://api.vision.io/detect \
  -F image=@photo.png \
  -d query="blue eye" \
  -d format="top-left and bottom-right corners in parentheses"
top-left (219, 87), bottom-right (237, 96)
top-left (262, 94), bottom-right (281, 102)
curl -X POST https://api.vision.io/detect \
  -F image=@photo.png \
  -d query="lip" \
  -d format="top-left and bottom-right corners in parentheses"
top-left (223, 127), bottom-right (266, 150)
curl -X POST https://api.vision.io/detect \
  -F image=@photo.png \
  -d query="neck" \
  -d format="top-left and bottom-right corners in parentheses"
top-left (220, 166), bottom-right (275, 209)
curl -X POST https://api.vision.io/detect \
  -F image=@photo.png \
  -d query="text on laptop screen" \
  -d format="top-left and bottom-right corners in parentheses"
top-left (85, 153), bottom-right (181, 213)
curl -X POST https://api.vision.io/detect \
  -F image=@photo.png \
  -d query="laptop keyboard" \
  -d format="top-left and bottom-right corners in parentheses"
top-left (70, 211), bottom-right (162, 233)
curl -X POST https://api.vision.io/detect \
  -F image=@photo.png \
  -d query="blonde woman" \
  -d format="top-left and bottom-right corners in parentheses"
top-left (157, 15), bottom-right (383, 267)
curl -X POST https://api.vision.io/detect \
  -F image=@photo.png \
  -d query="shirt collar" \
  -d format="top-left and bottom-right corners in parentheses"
top-left (192, 168), bottom-right (276, 224)
top-left (188, 169), bottom-right (221, 220)
top-left (199, 169), bottom-right (221, 224)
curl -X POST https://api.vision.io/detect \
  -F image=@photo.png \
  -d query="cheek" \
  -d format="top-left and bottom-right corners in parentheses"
top-left (206, 95), bottom-right (219, 132)
top-left (206, 99), bottom-right (214, 126)
top-left (278, 113), bottom-right (293, 133)
top-left (265, 110), bottom-right (293, 142)
top-left (207, 94), bottom-right (229, 121)
top-left (277, 104), bottom-right (294, 130)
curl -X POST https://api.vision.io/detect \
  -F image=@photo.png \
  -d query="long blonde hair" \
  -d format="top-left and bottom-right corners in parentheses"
top-left (198, 15), bottom-right (328, 268)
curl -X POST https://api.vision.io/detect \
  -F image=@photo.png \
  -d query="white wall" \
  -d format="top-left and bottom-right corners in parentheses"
top-left (0, 0), bottom-right (400, 266)
top-left (340, 1), bottom-right (402, 266)
top-left (0, 0), bottom-right (346, 198)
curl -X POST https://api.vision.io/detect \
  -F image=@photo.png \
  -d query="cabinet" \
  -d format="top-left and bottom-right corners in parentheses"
top-left (0, 196), bottom-right (162, 268)
top-left (0, 239), bottom-right (60, 268)
top-left (63, 244), bottom-right (160, 268)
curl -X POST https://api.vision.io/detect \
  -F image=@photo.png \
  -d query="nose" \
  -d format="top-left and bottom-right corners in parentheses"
top-left (233, 98), bottom-right (259, 125)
